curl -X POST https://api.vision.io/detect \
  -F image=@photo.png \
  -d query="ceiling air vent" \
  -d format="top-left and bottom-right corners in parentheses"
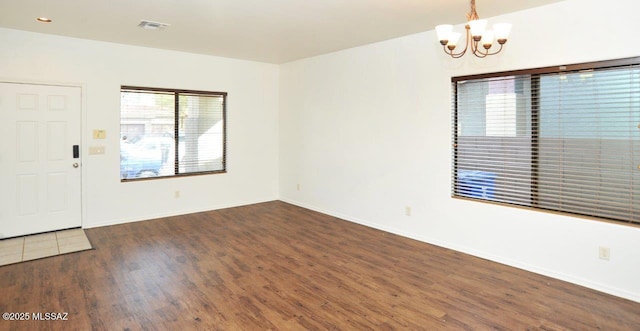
top-left (138, 20), bottom-right (170, 30)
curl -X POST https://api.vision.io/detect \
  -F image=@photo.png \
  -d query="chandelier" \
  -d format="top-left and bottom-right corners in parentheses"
top-left (436, 0), bottom-right (512, 58)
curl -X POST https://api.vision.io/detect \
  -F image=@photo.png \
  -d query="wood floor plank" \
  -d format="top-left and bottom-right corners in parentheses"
top-left (0, 201), bottom-right (638, 330)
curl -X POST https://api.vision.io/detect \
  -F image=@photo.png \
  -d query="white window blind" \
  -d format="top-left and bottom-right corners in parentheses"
top-left (120, 87), bottom-right (226, 181)
top-left (452, 58), bottom-right (640, 225)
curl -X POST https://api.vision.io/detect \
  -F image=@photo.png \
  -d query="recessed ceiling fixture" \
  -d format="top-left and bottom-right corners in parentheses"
top-left (36, 17), bottom-right (52, 23)
top-left (435, 0), bottom-right (512, 58)
top-left (138, 20), bottom-right (170, 30)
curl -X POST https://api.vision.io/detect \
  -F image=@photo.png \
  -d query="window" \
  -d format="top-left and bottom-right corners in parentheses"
top-left (120, 86), bottom-right (226, 181)
top-left (452, 57), bottom-right (640, 225)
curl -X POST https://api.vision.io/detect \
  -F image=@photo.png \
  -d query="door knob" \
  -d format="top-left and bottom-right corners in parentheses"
top-left (73, 163), bottom-right (79, 168)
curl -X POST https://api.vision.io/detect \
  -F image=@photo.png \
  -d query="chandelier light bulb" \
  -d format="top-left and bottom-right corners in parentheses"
top-left (436, 24), bottom-right (453, 45)
top-left (468, 19), bottom-right (487, 39)
top-left (493, 23), bottom-right (512, 43)
top-left (480, 30), bottom-right (494, 49)
top-left (447, 32), bottom-right (462, 50)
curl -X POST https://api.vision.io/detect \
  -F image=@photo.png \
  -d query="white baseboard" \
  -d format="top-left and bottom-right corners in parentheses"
top-left (279, 197), bottom-right (640, 303)
top-left (84, 198), bottom-right (277, 229)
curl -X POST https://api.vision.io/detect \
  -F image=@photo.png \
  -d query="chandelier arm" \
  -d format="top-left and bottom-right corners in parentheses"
top-left (443, 26), bottom-right (471, 58)
top-left (469, 35), bottom-right (480, 56)
top-left (443, 43), bottom-right (465, 58)
top-left (444, 46), bottom-right (467, 59)
top-left (444, 45), bottom-right (465, 58)
top-left (486, 43), bottom-right (505, 56)
top-left (460, 26), bottom-right (471, 55)
top-left (472, 50), bottom-right (488, 58)
top-left (471, 43), bottom-right (487, 58)
top-left (472, 43), bottom-right (504, 57)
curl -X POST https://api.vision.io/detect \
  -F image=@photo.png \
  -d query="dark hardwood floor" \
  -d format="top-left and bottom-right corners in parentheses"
top-left (1, 201), bottom-right (639, 330)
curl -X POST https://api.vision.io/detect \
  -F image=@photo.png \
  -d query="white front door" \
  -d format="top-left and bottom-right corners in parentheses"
top-left (0, 82), bottom-right (82, 238)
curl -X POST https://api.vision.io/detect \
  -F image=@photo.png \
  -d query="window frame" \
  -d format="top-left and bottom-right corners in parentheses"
top-left (451, 56), bottom-right (640, 226)
top-left (120, 85), bottom-right (227, 182)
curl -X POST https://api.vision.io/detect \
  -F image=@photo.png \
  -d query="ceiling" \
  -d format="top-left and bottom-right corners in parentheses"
top-left (0, 0), bottom-right (565, 64)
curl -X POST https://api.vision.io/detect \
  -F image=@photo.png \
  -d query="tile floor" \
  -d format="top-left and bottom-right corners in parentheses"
top-left (0, 228), bottom-right (92, 267)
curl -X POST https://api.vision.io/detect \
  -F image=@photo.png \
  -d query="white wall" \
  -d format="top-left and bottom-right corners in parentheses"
top-left (0, 27), bottom-right (280, 228)
top-left (279, 0), bottom-right (640, 302)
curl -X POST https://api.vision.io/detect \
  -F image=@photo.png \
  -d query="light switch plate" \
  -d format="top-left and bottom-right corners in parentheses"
top-left (93, 129), bottom-right (106, 139)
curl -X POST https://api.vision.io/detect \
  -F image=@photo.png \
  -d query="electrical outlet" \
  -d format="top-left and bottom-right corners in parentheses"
top-left (297, 184), bottom-right (301, 191)
top-left (405, 206), bottom-right (411, 216)
top-left (174, 190), bottom-right (180, 198)
top-left (598, 246), bottom-right (610, 261)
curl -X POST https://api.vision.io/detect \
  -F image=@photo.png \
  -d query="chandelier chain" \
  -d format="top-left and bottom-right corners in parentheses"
top-left (467, 0), bottom-right (480, 21)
